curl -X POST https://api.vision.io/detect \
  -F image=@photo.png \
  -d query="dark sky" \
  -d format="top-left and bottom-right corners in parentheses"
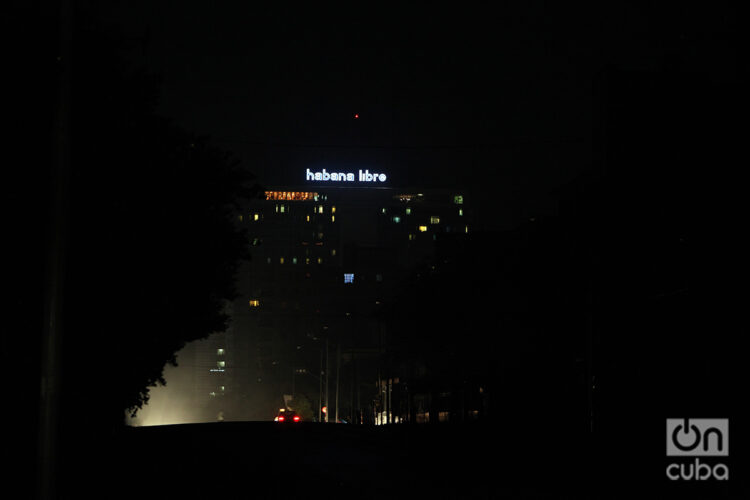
top-left (94, 2), bottom-right (739, 230)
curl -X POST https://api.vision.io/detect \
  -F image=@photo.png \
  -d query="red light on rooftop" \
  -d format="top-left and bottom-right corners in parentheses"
top-left (354, 113), bottom-right (359, 119)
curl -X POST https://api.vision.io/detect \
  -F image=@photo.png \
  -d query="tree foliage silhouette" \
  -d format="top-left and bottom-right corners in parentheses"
top-left (61, 16), bottom-right (260, 426)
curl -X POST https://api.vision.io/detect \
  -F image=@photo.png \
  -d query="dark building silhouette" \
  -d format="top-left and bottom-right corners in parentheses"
top-left (214, 182), bottom-right (474, 422)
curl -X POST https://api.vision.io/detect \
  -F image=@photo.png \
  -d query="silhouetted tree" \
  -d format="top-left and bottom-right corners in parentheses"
top-left (57, 11), bottom-right (260, 433)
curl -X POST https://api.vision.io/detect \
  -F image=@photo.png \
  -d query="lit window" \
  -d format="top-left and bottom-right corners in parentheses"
top-left (318, 205), bottom-right (324, 214)
top-left (217, 348), bottom-right (225, 356)
top-left (454, 195), bottom-right (464, 204)
top-left (405, 207), bottom-right (411, 215)
top-left (265, 191), bottom-right (319, 201)
top-left (280, 205), bottom-right (286, 213)
top-left (217, 361), bottom-right (226, 368)
top-left (305, 257), bottom-right (311, 265)
top-left (238, 215), bottom-right (244, 222)
top-left (344, 273), bottom-right (354, 284)
top-left (430, 216), bottom-right (440, 224)
top-left (458, 209), bottom-right (463, 216)
top-left (317, 257), bottom-right (323, 264)
top-left (418, 225), bottom-right (428, 232)
top-left (292, 257), bottom-right (298, 264)
top-left (408, 234), bottom-right (415, 240)
top-left (331, 215), bottom-right (335, 222)
top-left (392, 216), bottom-right (401, 223)
top-left (465, 225), bottom-right (469, 233)
top-left (331, 249), bottom-right (336, 256)
top-left (254, 213), bottom-right (260, 221)
top-left (381, 208), bottom-right (387, 214)
top-left (279, 257), bottom-right (285, 264)
top-left (249, 299), bottom-right (260, 307)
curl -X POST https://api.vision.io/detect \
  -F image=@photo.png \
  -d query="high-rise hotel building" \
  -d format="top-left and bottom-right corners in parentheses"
top-left (137, 168), bottom-right (473, 424)
top-left (225, 178), bottom-right (471, 421)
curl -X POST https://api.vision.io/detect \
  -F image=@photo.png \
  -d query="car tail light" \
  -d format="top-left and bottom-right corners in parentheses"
top-left (277, 416), bottom-right (285, 422)
top-left (293, 415), bottom-right (300, 422)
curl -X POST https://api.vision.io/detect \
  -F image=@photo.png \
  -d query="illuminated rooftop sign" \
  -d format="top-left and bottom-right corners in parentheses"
top-left (306, 168), bottom-right (387, 183)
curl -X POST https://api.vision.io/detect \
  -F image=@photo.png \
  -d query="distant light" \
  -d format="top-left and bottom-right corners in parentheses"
top-left (344, 273), bottom-right (354, 284)
top-left (354, 113), bottom-right (359, 119)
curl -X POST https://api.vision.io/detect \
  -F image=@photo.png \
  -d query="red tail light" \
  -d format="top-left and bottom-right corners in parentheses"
top-left (277, 416), bottom-right (285, 422)
top-left (293, 415), bottom-right (300, 422)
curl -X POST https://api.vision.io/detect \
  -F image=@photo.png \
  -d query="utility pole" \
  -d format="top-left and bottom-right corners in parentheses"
top-left (318, 345), bottom-right (323, 423)
top-left (356, 356), bottom-right (361, 424)
top-left (39, 1), bottom-right (71, 498)
top-left (335, 342), bottom-right (341, 423)
top-left (350, 354), bottom-right (354, 424)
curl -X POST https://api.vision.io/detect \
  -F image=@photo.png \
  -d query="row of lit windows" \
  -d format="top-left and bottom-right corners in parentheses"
top-left (265, 191), bottom-right (320, 201)
top-left (384, 208), bottom-right (463, 219)
top-left (407, 226), bottom-right (469, 240)
top-left (393, 193), bottom-right (463, 204)
top-left (208, 386), bottom-right (225, 398)
top-left (238, 213), bottom-right (261, 222)
top-left (277, 204), bottom-right (335, 213)
top-left (242, 204), bottom-right (463, 222)
top-left (241, 212), bottom-right (338, 223)
top-left (266, 256), bottom-right (327, 265)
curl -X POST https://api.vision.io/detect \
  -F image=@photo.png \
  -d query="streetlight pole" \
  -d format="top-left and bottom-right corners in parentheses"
top-left (325, 338), bottom-right (329, 423)
top-left (319, 346), bottom-right (322, 423)
top-left (335, 342), bottom-right (341, 423)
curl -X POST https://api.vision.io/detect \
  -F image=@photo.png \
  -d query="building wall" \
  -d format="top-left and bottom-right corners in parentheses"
top-left (228, 186), bottom-right (471, 421)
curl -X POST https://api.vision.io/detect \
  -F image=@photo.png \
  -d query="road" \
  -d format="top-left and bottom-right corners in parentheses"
top-left (57, 420), bottom-right (745, 499)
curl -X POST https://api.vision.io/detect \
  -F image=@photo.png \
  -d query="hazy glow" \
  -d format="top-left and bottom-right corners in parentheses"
top-left (126, 348), bottom-right (198, 427)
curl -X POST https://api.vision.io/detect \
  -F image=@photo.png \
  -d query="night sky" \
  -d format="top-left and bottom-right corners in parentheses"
top-left (91, 3), bottom-right (738, 230)
top-left (11, 2), bottom-right (743, 497)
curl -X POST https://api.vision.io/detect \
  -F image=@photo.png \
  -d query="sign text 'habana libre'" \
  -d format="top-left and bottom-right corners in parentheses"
top-left (306, 168), bottom-right (387, 183)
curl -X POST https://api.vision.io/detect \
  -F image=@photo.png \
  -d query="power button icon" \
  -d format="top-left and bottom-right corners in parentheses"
top-left (666, 418), bottom-right (728, 456)
top-left (672, 418), bottom-right (701, 452)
